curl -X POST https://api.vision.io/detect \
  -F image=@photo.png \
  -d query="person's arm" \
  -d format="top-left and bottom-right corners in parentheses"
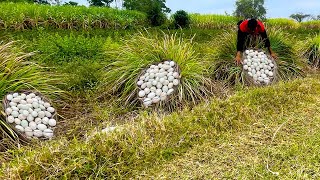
top-left (261, 31), bottom-right (278, 59)
top-left (236, 29), bottom-right (246, 65)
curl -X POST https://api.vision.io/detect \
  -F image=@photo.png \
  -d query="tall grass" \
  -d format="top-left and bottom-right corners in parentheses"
top-left (297, 34), bottom-right (320, 68)
top-left (100, 31), bottom-right (217, 109)
top-left (301, 20), bottom-right (320, 30)
top-left (0, 3), bottom-right (147, 30)
top-left (208, 28), bottom-right (304, 85)
top-left (189, 14), bottom-right (239, 29)
top-left (266, 18), bottom-right (300, 29)
top-left (0, 41), bottom-right (64, 149)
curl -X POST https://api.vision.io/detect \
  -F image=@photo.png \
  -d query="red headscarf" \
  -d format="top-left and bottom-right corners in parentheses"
top-left (239, 19), bottom-right (265, 34)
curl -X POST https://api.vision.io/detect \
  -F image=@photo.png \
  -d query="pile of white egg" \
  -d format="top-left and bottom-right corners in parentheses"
top-left (137, 60), bottom-right (181, 107)
top-left (4, 92), bottom-right (56, 139)
top-left (242, 49), bottom-right (276, 85)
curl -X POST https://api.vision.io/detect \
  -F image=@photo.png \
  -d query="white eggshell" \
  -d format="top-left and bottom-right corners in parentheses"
top-left (26, 99), bottom-right (33, 104)
top-left (248, 67), bottom-right (252, 72)
top-left (169, 61), bottom-right (175, 67)
top-left (29, 93), bottom-right (36, 98)
top-left (149, 73), bottom-right (155, 79)
top-left (12, 93), bottom-right (19, 98)
top-left (243, 65), bottom-right (248, 70)
top-left (173, 79), bottom-right (179, 86)
top-left (29, 121), bottom-right (37, 130)
top-left (48, 119), bottom-right (56, 126)
top-left (37, 124), bottom-right (47, 131)
top-left (11, 106), bottom-right (19, 111)
top-left (20, 100), bottom-right (27, 105)
top-left (42, 117), bottom-right (49, 125)
top-left (38, 111), bottom-right (45, 118)
top-left (141, 83), bottom-right (147, 89)
top-left (168, 83), bottom-right (174, 88)
top-left (156, 89), bottom-right (162, 96)
top-left (163, 80), bottom-right (169, 86)
top-left (143, 98), bottom-right (152, 107)
top-left (28, 108), bottom-right (33, 113)
top-left (152, 80), bottom-right (157, 86)
top-left (35, 118), bottom-right (42, 124)
top-left (22, 110), bottom-right (29, 116)
top-left (144, 88), bottom-right (151, 94)
top-left (160, 92), bottom-right (167, 101)
top-left (139, 91), bottom-right (145, 97)
top-left (148, 92), bottom-right (156, 99)
top-left (146, 82), bottom-right (152, 88)
top-left (268, 72), bottom-right (274, 77)
top-left (245, 50), bottom-right (250, 54)
top-left (18, 114), bottom-right (26, 120)
top-left (27, 115), bottom-right (34, 122)
top-left (137, 80), bottom-right (144, 86)
top-left (248, 72), bottom-right (253, 77)
top-left (156, 82), bottom-right (163, 89)
top-left (270, 63), bottom-right (274, 67)
top-left (5, 108), bottom-right (12, 115)
top-left (7, 94), bottom-right (13, 101)
top-left (159, 78), bottom-right (165, 83)
top-left (21, 120), bottom-right (28, 128)
top-left (256, 71), bottom-right (261, 77)
top-left (43, 129), bottom-right (54, 138)
top-left (25, 127), bottom-right (33, 137)
top-left (261, 74), bottom-right (267, 79)
top-left (167, 72), bottom-right (173, 77)
top-left (15, 125), bottom-right (24, 132)
top-left (45, 111), bottom-right (52, 118)
top-left (153, 69), bottom-right (159, 73)
top-left (173, 72), bottom-right (179, 78)
top-left (167, 89), bottom-right (174, 95)
top-left (14, 118), bottom-right (21, 125)
top-left (12, 97), bottom-right (21, 103)
top-left (43, 102), bottom-right (50, 108)
top-left (7, 116), bottom-right (14, 123)
top-left (152, 96), bottom-right (160, 104)
top-left (40, 105), bottom-right (46, 110)
top-left (9, 102), bottom-right (17, 107)
top-left (30, 111), bottom-right (38, 117)
top-left (150, 87), bottom-right (157, 92)
top-left (33, 130), bottom-right (43, 137)
top-left (253, 75), bottom-right (258, 81)
top-left (34, 108), bottom-right (41, 112)
top-left (251, 69), bottom-right (256, 74)
top-left (258, 77), bottom-right (264, 82)
top-left (168, 76), bottom-right (175, 82)
top-left (168, 68), bottom-right (174, 73)
top-left (162, 86), bottom-right (169, 93)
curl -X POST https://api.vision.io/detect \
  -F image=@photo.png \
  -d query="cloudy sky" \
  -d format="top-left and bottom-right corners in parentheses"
top-left (70, 0), bottom-right (320, 18)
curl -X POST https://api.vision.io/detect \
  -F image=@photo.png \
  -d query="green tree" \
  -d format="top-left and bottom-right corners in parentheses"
top-left (123, 0), bottom-right (170, 26)
top-left (233, 0), bottom-right (266, 19)
top-left (290, 13), bottom-right (311, 22)
top-left (88, 0), bottom-right (114, 7)
top-left (63, 1), bottom-right (78, 5)
top-left (173, 10), bottom-right (190, 29)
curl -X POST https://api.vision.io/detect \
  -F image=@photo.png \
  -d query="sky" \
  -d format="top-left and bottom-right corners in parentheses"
top-left (68, 0), bottom-right (320, 18)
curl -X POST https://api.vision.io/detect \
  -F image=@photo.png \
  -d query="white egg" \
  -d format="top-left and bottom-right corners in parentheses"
top-left (149, 73), bottom-right (155, 79)
top-left (45, 111), bottom-right (52, 118)
top-left (9, 102), bottom-right (17, 107)
top-left (21, 120), bottom-right (28, 128)
top-left (31, 111), bottom-right (38, 118)
top-left (29, 93), bottom-right (36, 98)
top-left (160, 92), bottom-right (167, 101)
top-left (248, 67), bottom-right (252, 72)
top-left (159, 68), bottom-right (165, 73)
top-left (173, 79), bottom-right (179, 86)
top-left (167, 89), bottom-right (174, 95)
top-left (265, 70), bottom-right (270, 74)
top-left (47, 107), bottom-right (55, 113)
top-left (156, 89), bottom-right (162, 96)
top-left (248, 72), bottom-right (253, 77)
top-left (173, 72), bottom-right (179, 78)
top-left (153, 69), bottom-right (159, 73)
top-left (144, 72), bottom-right (150, 77)
top-left (12, 93), bottom-right (19, 98)
top-left (43, 102), bottom-right (50, 108)
top-left (167, 72), bottom-right (173, 77)
top-left (15, 125), bottom-right (24, 132)
top-left (258, 77), bottom-right (264, 82)
top-left (251, 69), bottom-right (256, 74)
top-left (245, 50), bottom-right (250, 54)
top-left (243, 65), bottom-right (248, 70)
top-left (38, 111), bottom-right (45, 118)
top-left (26, 99), bottom-right (33, 104)
top-left (247, 62), bottom-right (252, 66)
top-left (137, 80), bottom-right (143, 86)
top-left (35, 118), bottom-right (42, 124)
top-left (12, 97), bottom-right (21, 103)
top-left (168, 76), bottom-right (175, 82)
top-left (48, 118), bottom-right (56, 126)
top-left (25, 127), bottom-right (33, 137)
top-left (168, 68), bottom-right (174, 73)
top-left (22, 110), bottom-right (29, 116)
top-left (249, 49), bottom-right (253, 53)
top-left (139, 90), bottom-right (145, 97)
top-left (261, 74), bottom-right (267, 79)
top-left (27, 115), bottom-right (34, 122)
top-left (141, 83), bottom-right (147, 89)
top-left (5, 108), bottom-right (12, 115)
top-left (250, 65), bottom-right (255, 70)
top-left (146, 82), bottom-right (152, 88)
top-left (150, 65), bottom-right (156, 69)
top-left (152, 96), bottom-right (161, 104)
top-left (34, 108), bottom-right (41, 112)
top-left (144, 76), bottom-right (149, 82)
top-left (169, 61), bottom-right (175, 67)
top-left (152, 80), bottom-right (157, 86)
top-left (243, 59), bottom-right (248, 65)
top-left (264, 65), bottom-right (268, 70)
top-left (18, 114), bottom-right (26, 120)
top-left (163, 80), bottom-right (170, 86)
top-left (33, 130), bottom-right (43, 137)
top-left (256, 71), bottom-right (261, 77)
top-left (43, 129), bottom-right (54, 138)
top-left (164, 65), bottom-right (171, 70)
top-left (7, 116), bottom-right (14, 123)
top-left (29, 121), bottom-right (37, 130)
top-left (37, 124), bottom-right (47, 131)
top-left (270, 63), bottom-right (274, 68)
top-left (159, 78), bottom-right (165, 83)
top-left (155, 77), bottom-right (160, 82)
top-left (268, 71), bottom-right (274, 77)
top-left (6, 94), bottom-right (13, 101)
top-left (162, 86), bottom-right (169, 93)
top-left (267, 66), bottom-right (272, 70)
top-left (150, 87), bottom-right (157, 92)
top-left (260, 69), bottom-right (265, 74)
top-left (168, 83), bottom-right (174, 88)
top-left (148, 92), bottom-right (156, 99)
top-left (144, 88), bottom-right (151, 94)
top-left (253, 75), bottom-right (258, 81)
top-left (156, 82), bottom-right (162, 89)
top-left (143, 98), bottom-right (152, 107)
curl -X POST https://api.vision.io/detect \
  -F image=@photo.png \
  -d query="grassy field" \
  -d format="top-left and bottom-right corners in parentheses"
top-left (1, 3), bottom-right (320, 178)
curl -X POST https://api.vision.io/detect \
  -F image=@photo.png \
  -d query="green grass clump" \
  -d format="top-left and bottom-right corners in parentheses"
top-left (100, 31), bottom-right (215, 109)
top-left (301, 20), bottom-right (320, 30)
top-left (2, 75), bottom-right (320, 178)
top-left (0, 41), bottom-right (63, 150)
top-left (266, 18), bottom-right (300, 29)
top-left (189, 14), bottom-right (239, 29)
top-left (297, 34), bottom-right (320, 68)
top-left (0, 2), bottom-right (147, 30)
top-left (209, 28), bottom-right (304, 85)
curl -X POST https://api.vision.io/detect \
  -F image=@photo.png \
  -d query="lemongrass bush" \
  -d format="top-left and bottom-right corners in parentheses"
top-left (0, 41), bottom-right (64, 149)
top-left (208, 28), bottom-right (304, 85)
top-left (189, 14), bottom-right (239, 29)
top-left (266, 18), bottom-right (300, 29)
top-left (100, 31), bottom-right (218, 109)
top-left (301, 20), bottom-right (320, 30)
top-left (297, 34), bottom-right (320, 68)
top-left (0, 3), bottom-right (147, 30)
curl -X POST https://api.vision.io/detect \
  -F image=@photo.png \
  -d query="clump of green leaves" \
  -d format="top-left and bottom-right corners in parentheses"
top-left (297, 33), bottom-right (320, 68)
top-left (173, 10), bottom-right (190, 29)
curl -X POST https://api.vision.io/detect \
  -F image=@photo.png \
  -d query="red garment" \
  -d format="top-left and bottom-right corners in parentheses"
top-left (239, 19), bottom-right (265, 34)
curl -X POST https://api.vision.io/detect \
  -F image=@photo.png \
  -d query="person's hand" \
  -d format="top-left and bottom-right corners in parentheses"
top-left (235, 54), bottom-right (242, 65)
top-left (271, 52), bottom-right (278, 60)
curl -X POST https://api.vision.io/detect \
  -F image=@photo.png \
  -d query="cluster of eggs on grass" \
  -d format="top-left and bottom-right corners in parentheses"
top-left (243, 49), bottom-right (275, 85)
top-left (5, 92), bottom-right (56, 139)
top-left (137, 60), bottom-right (181, 107)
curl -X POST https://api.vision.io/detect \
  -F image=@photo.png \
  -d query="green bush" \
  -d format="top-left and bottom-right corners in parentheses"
top-left (173, 10), bottom-right (190, 29)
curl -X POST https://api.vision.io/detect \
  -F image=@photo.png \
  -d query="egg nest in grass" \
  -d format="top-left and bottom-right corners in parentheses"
top-left (242, 49), bottom-right (277, 85)
top-left (137, 60), bottom-right (181, 107)
top-left (4, 92), bottom-right (57, 139)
